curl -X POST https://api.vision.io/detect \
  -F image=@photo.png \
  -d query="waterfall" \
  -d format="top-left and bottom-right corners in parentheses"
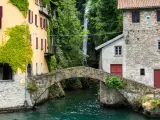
top-left (83, 0), bottom-right (91, 55)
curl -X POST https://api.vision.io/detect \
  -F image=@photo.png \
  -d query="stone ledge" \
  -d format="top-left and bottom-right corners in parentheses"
top-left (0, 106), bottom-right (33, 114)
top-left (0, 80), bottom-right (14, 82)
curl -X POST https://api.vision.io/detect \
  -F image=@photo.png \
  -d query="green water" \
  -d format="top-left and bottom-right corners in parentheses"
top-left (0, 89), bottom-right (159, 120)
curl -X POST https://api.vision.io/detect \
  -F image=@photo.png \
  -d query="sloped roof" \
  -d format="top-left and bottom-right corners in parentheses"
top-left (118, 0), bottom-right (160, 9)
top-left (95, 34), bottom-right (124, 50)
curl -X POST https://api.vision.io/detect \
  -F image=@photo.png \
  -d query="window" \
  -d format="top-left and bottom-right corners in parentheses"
top-left (42, 19), bottom-right (47, 30)
top-left (30, 34), bottom-right (32, 45)
top-left (158, 40), bottom-right (160, 50)
top-left (28, 10), bottom-right (33, 24)
top-left (40, 17), bottom-right (43, 28)
top-left (41, 39), bottom-right (43, 50)
top-left (0, 6), bottom-right (3, 29)
top-left (0, 63), bottom-right (12, 80)
top-left (140, 69), bottom-right (145, 76)
top-left (132, 11), bottom-right (140, 23)
top-left (157, 10), bottom-right (160, 22)
top-left (35, 0), bottom-right (38, 5)
top-left (35, 14), bottom-right (38, 26)
top-left (41, 63), bottom-right (43, 74)
top-left (36, 37), bottom-right (38, 49)
top-left (36, 63), bottom-right (38, 75)
top-left (115, 46), bottom-right (122, 56)
top-left (45, 39), bottom-right (47, 52)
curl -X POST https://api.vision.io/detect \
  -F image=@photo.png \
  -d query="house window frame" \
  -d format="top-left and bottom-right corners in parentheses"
top-left (115, 46), bottom-right (122, 56)
top-left (140, 68), bottom-right (145, 76)
top-left (158, 40), bottom-right (160, 50)
top-left (0, 6), bottom-right (3, 29)
top-left (157, 10), bottom-right (160, 22)
top-left (0, 63), bottom-right (13, 80)
top-left (132, 10), bottom-right (140, 23)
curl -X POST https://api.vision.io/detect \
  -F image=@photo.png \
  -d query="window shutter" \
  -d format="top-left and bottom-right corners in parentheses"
top-left (45, 19), bottom-right (47, 30)
top-left (30, 34), bottom-right (32, 45)
top-left (36, 37), bottom-right (38, 49)
top-left (41, 39), bottom-right (43, 50)
top-left (43, 19), bottom-right (45, 29)
top-left (32, 11), bottom-right (33, 23)
top-left (28, 10), bottom-right (30, 23)
top-left (0, 18), bottom-right (2, 29)
top-left (35, 14), bottom-right (37, 26)
top-left (0, 6), bottom-right (2, 29)
top-left (0, 6), bottom-right (3, 18)
top-left (45, 39), bottom-right (46, 52)
top-left (40, 17), bottom-right (42, 28)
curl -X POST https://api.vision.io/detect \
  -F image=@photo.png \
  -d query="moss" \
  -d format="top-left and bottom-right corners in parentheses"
top-left (0, 25), bottom-right (33, 72)
top-left (27, 82), bottom-right (38, 91)
top-left (106, 75), bottom-right (126, 89)
top-left (9, 0), bottom-right (29, 17)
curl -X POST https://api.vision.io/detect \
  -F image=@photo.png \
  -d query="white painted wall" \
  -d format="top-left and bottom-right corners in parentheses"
top-left (101, 38), bottom-right (124, 73)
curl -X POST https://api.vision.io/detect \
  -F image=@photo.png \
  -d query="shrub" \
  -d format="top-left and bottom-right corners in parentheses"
top-left (106, 75), bottom-right (126, 89)
top-left (140, 96), bottom-right (160, 110)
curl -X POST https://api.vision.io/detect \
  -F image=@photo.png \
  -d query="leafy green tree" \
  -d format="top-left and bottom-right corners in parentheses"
top-left (87, 0), bottom-right (123, 67)
top-left (48, 0), bottom-right (85, 70)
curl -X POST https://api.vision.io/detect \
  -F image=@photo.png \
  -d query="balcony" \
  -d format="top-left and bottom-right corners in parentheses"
top-left (44, 38), bottom-right (54, 57)
top-left (39, 7), bottom-right (50, 18)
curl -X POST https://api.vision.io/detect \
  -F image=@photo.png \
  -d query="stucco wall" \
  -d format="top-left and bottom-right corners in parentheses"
top-left (0, 0), bottom-right (49, 76)
top-left (28, 0), bottom-right (49, 75)
top-left (101, 38), bottom-right (124, 73)
top-left (123, 9), bottom-right (160, 87)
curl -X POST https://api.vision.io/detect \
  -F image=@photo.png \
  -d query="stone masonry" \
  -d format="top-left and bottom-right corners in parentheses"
top-left (123, 9), bottom-right (160, 86)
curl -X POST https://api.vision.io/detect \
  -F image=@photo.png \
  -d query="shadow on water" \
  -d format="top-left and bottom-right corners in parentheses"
top-left (0, 88), bottom-right (159, 120)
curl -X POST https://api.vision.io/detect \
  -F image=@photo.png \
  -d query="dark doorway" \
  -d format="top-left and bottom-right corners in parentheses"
top-left (0, 63), bottom-right (13, 80)
top-left (27, 64), bottom-right (32, 77)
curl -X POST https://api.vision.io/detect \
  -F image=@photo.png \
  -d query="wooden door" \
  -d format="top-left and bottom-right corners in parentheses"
top-left (110, 64), bottom-right (123, 77)
top-left (154, 70), bottom-right (160, 88)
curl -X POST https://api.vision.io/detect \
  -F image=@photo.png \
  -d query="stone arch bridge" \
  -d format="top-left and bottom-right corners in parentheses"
top-left (30, 66), bottom-right (108, 85)
top-left (28, 66), bottom-right (108, 105)
top-left (28, 66), bottom-right (160, 115)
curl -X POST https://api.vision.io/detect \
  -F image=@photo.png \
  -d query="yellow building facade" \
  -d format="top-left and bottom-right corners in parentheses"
top-left (0, 0), bottom-right (50, 80)
top-left (0, 0), bottom-right (54, 109)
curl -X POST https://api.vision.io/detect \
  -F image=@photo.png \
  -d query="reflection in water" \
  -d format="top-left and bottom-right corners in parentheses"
top-left (0, 89), bottom-right (159, 120)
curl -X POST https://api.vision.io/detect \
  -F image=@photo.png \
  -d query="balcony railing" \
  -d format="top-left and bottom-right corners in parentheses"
top-left (44, 38), bottom-right (54, 57)
top-left (39, 7), bottom-right (49, 17)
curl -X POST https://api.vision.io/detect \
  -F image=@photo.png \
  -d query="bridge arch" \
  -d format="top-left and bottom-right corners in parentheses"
top-left (28, 66), bottom-right (108, 105)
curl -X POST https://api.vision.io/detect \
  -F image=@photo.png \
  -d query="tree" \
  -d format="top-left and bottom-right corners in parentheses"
top-left (87, 0), bottom-right (123, 67)
top-left (49, 0), bottom-right (85, 70)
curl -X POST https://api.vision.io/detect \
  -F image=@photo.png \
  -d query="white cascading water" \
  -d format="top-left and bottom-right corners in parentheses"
top-left (83, 0), bottom-right (91, 55)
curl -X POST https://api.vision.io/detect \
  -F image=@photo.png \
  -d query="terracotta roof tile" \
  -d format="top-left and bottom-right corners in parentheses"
top-left (118, 0), bottom-right (160, 9)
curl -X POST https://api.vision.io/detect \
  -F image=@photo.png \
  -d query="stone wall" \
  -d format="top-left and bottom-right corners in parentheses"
top-left (100, 75), bottom-right (160, 117)
top-left (0, 74), bottom-right (32, 111)
top-left (123, 9), bottom-right (160, 86)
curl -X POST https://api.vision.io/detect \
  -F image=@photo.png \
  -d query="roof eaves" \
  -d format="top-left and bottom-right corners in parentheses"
top-left (118, 6), bottom-right (160, 9)
top-left (95, 34), bottom-right (124, 51)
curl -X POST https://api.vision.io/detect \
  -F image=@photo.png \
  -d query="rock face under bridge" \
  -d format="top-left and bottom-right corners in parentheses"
top-left (28, 66), bottom-right (160, 117)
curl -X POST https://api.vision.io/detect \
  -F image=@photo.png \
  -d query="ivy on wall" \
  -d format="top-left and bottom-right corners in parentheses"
top-left (0, 25), bottom-right (33, 72)
top-left (9, 0), bottom-right (29, 17)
